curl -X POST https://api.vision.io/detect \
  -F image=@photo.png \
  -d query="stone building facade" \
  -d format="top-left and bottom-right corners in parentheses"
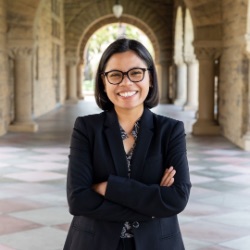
top-left (0, 0), bottom-right (250, 151)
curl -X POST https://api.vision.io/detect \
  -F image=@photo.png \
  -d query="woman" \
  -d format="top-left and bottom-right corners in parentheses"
top-left (63, 38), bottom-right (191, 250)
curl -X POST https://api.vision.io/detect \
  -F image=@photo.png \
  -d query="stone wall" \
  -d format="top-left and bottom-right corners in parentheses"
top-left (0, 0), bottom-right (9, 136)
top-left (65, 0), bottom-right (174, 66)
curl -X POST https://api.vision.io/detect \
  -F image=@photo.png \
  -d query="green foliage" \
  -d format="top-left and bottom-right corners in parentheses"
top-left (83, 79), bottom-right (94, 92)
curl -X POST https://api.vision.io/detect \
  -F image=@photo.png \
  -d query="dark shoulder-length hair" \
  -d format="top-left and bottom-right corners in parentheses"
top-left (94, 38), bottom-right (159, 110)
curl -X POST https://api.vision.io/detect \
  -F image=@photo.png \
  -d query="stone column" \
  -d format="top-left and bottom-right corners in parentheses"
top-left (77, 61), bottom-right (84, 99)
top-left (192, 47), bottom-right (220, 135)
top-left (156, 60), bottom-right (171, 103)
top-left (184, 60), bottom-right (199, 110)
top-left (0, 0), bottom-right (8, 135)
top-left (9, 48), bottom-right (38, 132)
top-left (66, 60), bottom-right (78, 103)
top-left (174, 62), bottom-right (187, 106)
top-left (243, 53), bottom-right (250, 151)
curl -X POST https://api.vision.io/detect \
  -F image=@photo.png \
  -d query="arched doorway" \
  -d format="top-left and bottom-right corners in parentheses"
top-left (79, 23), bottom-right (154, 98)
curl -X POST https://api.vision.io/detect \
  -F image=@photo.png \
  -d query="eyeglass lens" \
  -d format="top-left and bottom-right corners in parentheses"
top-left (106, 68), bottom-right (146, 84)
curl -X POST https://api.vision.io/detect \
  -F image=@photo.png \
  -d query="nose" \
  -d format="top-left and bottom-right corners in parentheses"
top-left (120, 73), bottom-right (132, 85)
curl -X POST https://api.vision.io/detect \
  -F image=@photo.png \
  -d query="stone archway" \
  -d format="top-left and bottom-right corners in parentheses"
top-left (75, 15), bottom-right (171, 103)
top-left (64, 0), bottom-right (175, 103)
top-left (77, 16), bottom-right (159, 65)
top-left (76, 15), bottom-right (160, 99)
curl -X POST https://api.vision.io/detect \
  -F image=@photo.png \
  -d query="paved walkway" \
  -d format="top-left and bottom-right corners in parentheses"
top-left (0, 97), bottom-right (250, 250)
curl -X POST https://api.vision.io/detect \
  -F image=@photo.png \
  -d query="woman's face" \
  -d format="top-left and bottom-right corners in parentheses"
top-left (102, 50), bottom-right (150, 113)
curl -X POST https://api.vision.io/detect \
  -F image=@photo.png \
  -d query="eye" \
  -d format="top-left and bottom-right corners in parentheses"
top-left (108, 71), bottom-right (122, 78)
top-left (130, 69), bottom-right (143, 76)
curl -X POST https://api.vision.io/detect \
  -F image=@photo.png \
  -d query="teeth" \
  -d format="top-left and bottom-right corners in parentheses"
top-left (119, 91), bottom-right (136, 97)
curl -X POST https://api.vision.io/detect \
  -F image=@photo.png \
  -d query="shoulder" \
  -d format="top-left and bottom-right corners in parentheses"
top-left (74, 112), bottom-right (106, 129)
top-left (151, 111), bottom-right (183, 127)
top-left (77, 112), bottom-right (105, 122)
top-left (142, 108), bottom-right (184, 130)
top-left (148, 111), bottom-right (185, 138)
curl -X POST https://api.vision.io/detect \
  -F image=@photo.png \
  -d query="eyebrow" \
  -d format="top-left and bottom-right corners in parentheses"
top-left (104, 66), bottom-right (146, 72)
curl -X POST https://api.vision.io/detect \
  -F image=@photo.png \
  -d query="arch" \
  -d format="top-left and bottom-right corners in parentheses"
top-left (77, 15), bottom-right (160, 64)
top-left (64, 0), bottom-right (174, 64)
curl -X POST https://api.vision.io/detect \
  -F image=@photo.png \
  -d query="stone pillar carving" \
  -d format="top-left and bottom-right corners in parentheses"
top-left (156, 60), bottom-right (171, 103)
top-left (8, 48), bottom-right (38, 132)
top-left (77, 61), bottom-right (84, 100)
top-left (184, 60), bottom-right (199, 110)
top-left (174, 62), bottom-right (187, 106)
top-left (192, 47), bottom-right (220, 135)
top-left (66, 59), bottom-right (78, 103)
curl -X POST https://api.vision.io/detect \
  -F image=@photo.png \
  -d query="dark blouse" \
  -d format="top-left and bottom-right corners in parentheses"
top-left (119, 119), bottom-right (140, 238)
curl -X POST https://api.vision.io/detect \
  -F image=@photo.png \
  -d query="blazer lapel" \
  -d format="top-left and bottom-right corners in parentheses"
top-left (131, 108), bottom-right (154, 180)
top-left (104, 109), bottom-right (128, 177)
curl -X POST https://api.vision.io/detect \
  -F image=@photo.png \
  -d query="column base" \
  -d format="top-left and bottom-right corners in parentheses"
top-left (183, 104), bottom-right (198, 111)
top-left (78, 94), bottom-right (84, 100)
top-left (0, 122), bottom-right (7, 136)
top-left (159, 97), bottom-right (171, 104)
top-left (192, 119), bottom-right (221, 135)
top-left (242, 132), bottom-right (250, 151)
top-left (8, 121), bottom-right (38, 133)
top-left (174, 99), bottom-right (186, 106)
top-left (66, 98), bottom-right (78, 104)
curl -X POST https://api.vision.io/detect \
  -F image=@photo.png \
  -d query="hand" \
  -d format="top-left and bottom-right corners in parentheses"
top-left (92, 181), bottom-right (107, 196)
top-left (160, 166), bottom-right (176, 187)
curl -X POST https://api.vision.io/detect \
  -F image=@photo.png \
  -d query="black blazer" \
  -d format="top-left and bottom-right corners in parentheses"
top-left (63, 108), bottom-right (191, 250)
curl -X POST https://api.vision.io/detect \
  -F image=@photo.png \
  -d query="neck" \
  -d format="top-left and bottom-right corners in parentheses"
top-left (115, 106), bottom-right (144, 124)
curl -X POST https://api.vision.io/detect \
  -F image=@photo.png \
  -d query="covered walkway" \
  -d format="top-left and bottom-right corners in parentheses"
top-left (0, 98), bottom-right (250, 250)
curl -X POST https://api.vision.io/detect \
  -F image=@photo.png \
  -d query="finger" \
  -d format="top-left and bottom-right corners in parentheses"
top-left (166, 177), bottom-right (174, 187)
top-left (161, 175), bottom-right (175, 187)
top-left (160, 168), bottom-right (176, 186)
top-left (161, 167), bottom-right (175, 183)
top-left (165, 166), bottom-right (173, 173)
top-left (160, 169), bottom-right (171, 186)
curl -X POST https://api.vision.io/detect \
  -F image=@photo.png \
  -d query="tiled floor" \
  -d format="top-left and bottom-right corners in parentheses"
top-left (0, 97), bottom-right (250, 250)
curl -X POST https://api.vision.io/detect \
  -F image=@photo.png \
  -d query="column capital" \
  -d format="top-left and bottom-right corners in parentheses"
top-left (65, 48), bottom-right (77, 65)
top-left (195, 47), bottom-right (221, 61)
top-left (184, 54), bottom-right (197, 64)
top-left (9, 47), bottom-right (33, 59)
top-left (66, 58), bottom-right (77, 66)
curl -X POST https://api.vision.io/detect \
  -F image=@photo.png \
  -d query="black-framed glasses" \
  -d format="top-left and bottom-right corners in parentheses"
top-left (101, 67), bottom-right (149, 85)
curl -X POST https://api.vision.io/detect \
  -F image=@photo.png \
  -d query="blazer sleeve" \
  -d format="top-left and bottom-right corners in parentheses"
top-left (67, 117), bottom-right (151, 222)
top-left (105, 120), bottom-right (191, 218)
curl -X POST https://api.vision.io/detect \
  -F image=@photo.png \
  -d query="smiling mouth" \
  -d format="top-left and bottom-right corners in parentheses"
top-left (118, 91), bottom-right (137, 98)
